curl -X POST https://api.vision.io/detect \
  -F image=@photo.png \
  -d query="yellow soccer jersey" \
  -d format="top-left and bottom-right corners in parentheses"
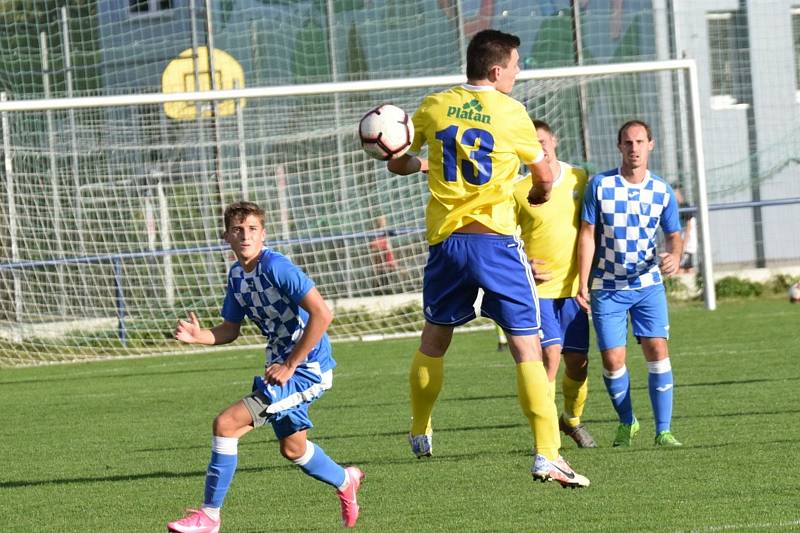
top-left (513, 161), bottom-right (588, 299)
top-left (408, 84), bottom-right (544, 245)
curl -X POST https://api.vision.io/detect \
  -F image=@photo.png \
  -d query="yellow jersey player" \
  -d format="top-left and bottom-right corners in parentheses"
top-left (387, 29), bottom-right (589, 488)
top-left (512, 120), bottom-right (596, 448)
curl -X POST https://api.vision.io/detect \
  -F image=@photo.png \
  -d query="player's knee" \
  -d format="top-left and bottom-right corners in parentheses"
top-left (419, 323), bottom-right (453, 356)
top-left (212, 412), bottom-right (238, 437)
top-left (564, 352), bottom-right (589, 378)
top-left (279, 439), bottom-right (306, 461)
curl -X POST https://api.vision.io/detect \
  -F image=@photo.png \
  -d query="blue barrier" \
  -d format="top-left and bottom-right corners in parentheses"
top-left (0, 227), bottom-right (426, 346)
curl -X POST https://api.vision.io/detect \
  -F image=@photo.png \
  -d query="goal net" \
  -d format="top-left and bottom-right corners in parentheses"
top-left (0, 60), bottom-right (710, 366)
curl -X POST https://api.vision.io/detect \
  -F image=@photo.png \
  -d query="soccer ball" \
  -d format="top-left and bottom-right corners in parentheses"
top-left (358, 104), bottom-right (414, 161)
top-left (789, 282), bottom-right (800, 303)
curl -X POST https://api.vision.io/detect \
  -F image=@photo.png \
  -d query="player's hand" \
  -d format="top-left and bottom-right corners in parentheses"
top-left (527, 184), bottom-right (551, 206)
top-left (529, 258), bottom-right (553, 283)
top-left (175, 312), bottom-right (201, 344)
top-left (264, 363), bottom-right (295, 386)
top-left (576, 286), bottom-right (591, 314)
top-left (659, 252), bottom-right (680, 276)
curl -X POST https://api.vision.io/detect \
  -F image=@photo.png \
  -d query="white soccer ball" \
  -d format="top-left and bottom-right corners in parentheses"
top-left (358, 104), bottom-right (414, 161)
top-left (789, 282), bottom-right (800, 303)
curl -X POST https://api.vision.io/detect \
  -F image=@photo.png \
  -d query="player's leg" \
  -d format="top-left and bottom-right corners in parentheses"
top-left (280, 428), bottom-right (364, 528)
top-left (269, 370), bottom-right (365, 527)
top-left (507, 332), bottom-right (588, 486)
top-left (408, 322), bottom-right (452, 457)
top-left (632, 284), bottom-right (681, 447)
top-left (593, 290), bottom-right (640, 446)
top-left (538, 298), bottom-right (561, 399)
top-left (555, 297), bottom-right (596, 446)
top-left (561, 352), bottom-right (588, 421)
top-left (542, 344), bottom-right (560, 399)
top-left (167, 400), bottom-right (254, 532)
top-left (560, 352), bottom-right (597, 449)
top-left (506, 332), bottom-right (561, 460)
top-left (410, 234), bottom-right (478, 457)
top-left (477, 235), bottom-right (588, 487)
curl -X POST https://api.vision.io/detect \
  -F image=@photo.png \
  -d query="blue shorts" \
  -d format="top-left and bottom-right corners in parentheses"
top-left (590, 283), bottom-right (670, 351)
top-left (423, 233), bottom-right (540, 335)
top-left (244, 365), bottom-right (333, 440)
top-left (539, 297), bottom-right (590, 353)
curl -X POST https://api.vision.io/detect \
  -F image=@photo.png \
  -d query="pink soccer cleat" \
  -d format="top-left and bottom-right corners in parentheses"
top-left (167, 508), bottom-right (220, 533)
top-left (337, 466), bottom-right (365, 528)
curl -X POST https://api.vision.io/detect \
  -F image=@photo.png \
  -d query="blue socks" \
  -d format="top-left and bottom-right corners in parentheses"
top-left (603, 360), bottom-right (675, 434)
top-left (293, 441), bottom-right (347, 489)
top-left (603, 366), bottom-right (635, 424)
top-left (204, 436), bottom-right (238, 509)
top-left (202, 437), bottom-right (347, 512)
top-left (648, 358), bottom-right (674, 434)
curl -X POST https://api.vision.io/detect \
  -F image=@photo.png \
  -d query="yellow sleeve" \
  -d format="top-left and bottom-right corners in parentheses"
top-left (511, 106), bottom-right (544, 165)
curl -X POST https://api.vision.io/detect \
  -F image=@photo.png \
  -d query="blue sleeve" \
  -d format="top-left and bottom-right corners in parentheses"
top-left (661, 185), bottom-right (682, 234)
top-left (581, 177), bottom-right (599, 225)
top-left (221, 278), bottom-right (246, 323)
top-left (267, 255), bottom-right (315, 305)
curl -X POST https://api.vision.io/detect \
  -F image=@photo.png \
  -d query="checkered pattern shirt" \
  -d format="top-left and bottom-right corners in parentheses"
top-left (221, 248), bottom-right (335, 372)
top-left (582, 168), bottom-right (681, 290)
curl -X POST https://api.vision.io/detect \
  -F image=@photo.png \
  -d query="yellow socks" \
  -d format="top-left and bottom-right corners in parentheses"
top-left (562, 373), bottom-right (589, 427)
top-left (409, 351), bottom-right (443, 436)
top-left (516, 360), bottom-right (560, 460)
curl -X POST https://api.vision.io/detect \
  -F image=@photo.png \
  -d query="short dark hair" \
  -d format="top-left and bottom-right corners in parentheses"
top-left (466, 29), bottom-right (521, 81)
top-left (617, 120), bottom-right (653, 144)
top-left (223, 201), bottom-right (265, 232)
top-left (533, 119), bottom-right (553, 135)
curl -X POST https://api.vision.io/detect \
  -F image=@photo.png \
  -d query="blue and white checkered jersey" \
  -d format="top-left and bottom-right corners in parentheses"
top-left (221, 248), bottom-right (335, 373)
top-left (581, 168), bottom-right (681, 290)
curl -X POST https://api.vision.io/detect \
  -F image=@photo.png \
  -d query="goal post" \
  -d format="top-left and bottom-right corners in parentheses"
top-left (0, 59), bottom-right (714, 366)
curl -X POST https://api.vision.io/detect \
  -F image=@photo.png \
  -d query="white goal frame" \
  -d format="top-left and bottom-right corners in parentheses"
top-left (0, 58), bottom-right (718, 312)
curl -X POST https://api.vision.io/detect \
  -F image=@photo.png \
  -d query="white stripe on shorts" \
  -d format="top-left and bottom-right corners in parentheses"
top-left (265, 367), bottom-right (333, 415)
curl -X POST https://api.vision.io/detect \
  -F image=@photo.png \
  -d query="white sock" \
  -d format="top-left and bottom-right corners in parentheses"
top-left (337, 468), bottom-right (351, 491)
top-left (200, 506), bottom-right (220, 521)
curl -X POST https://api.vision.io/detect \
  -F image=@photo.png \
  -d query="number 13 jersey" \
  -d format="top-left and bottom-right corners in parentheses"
top-left (408, 84), bottom-right (544, 245)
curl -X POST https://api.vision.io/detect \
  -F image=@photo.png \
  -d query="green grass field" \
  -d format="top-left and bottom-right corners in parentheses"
top-left (2, 297), bottom-right (800, 532)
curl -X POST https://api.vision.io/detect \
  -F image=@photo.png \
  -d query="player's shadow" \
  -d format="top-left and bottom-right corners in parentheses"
top-left (0, 463), bottom-right (292, 490)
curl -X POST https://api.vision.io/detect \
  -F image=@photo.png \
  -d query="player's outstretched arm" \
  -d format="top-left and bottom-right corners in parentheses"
top-left (576, 221), bottom-right (595, 313)
top-left (174, 312), bottom-right (241, 345)
top-left (387, 154), bottom-right (428, 175)
top-left (526, 158), bottom-right (553, 205)
top-left (264, 287), bottom-right (332, 386)
top-left (658, 231), bottom-right (683, 276)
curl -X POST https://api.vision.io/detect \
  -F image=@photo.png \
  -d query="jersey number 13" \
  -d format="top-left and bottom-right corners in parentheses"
top-left (435, 125), bottom-right (494, 185)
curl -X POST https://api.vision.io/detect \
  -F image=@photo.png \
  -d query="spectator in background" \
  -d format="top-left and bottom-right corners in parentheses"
top-left (369, 215), bottom-right (397, 293)
top-left (676, 190), bottom-right (697, 274)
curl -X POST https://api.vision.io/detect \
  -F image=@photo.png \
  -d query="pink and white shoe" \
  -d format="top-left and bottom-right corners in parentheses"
top-left (337, 467), bottom-right (365, 528)
top-left (167, 508), bottom-right (221, 533)
top-left (532, 454), bottom-right (590, 488)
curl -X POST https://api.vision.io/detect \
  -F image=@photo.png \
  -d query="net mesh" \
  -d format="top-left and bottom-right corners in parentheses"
top-left (0, 66), bottom-right (697, 365)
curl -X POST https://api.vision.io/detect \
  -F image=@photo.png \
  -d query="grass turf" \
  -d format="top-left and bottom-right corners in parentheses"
top-left (1, 297), bottom-right (799, 532)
